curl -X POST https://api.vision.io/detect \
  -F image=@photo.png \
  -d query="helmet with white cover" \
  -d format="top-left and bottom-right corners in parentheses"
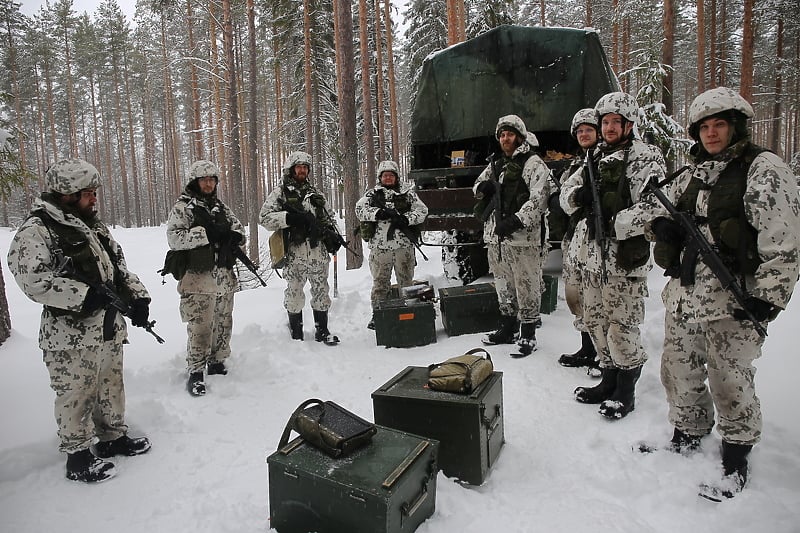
top-left (687, 87), bottom-right (754, 141)
top-left (594, 92), bottom-right (639, 123)
top-left (495, 114), bottom-right (529, 142)
top-left (188, 160), bottom-right (220, 185)
top-left (45, 159), bottom-right (102, 195)
top-left (570, 108), bottom-right (599, 138)
top-left (377, 160), bottom-right (400, 179)
top-left (282, 151), bottom-right (313, 177)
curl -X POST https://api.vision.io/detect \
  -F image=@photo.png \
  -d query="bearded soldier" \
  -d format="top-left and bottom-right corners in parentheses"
top-left (632, 87), bottom-right (800, 499)
top-left (166, 160), bottom-right (245, 397)
top-left (260, 151), bottom-right (341, 345)
top-left (474, 114), bottom-right (552, 357)
top-left (355, 160), bottom-right (428, 329)
top-left (7, 159), bottom-right (152, 483)
top-left (560, 92), bottom-right (666, 419)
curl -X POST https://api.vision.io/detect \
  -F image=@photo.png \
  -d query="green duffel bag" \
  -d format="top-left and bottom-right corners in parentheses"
top-left (427, 348), bottom-right (493, 394)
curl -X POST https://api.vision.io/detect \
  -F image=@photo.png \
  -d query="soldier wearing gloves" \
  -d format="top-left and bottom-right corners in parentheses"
top-left (260, 151), bottom-right (341, 345)
top-left (473, 114), bottom-right (551, 357)
top-left (7, 158), bottom-right (152, 483)
top-left (560, 92), bottom-right (666, 419)
top-left (632, 87), bottom-right (800, 499)
top-left (356, 160), bottom-right (428, 329)
top-left (166, 160), bottom-right (245, 397)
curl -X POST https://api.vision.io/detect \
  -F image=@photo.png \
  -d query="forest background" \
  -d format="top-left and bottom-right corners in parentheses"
top-left (0, 0), bottom-right (799, 341)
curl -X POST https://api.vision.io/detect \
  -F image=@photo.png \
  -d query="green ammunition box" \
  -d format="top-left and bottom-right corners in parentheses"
top-left (540, 274), bottom-right (558, 314)
top-left (371, 366), bottom-right (504, 486)
top-left (267, 425), bottom-right (439, 533)
top-left (438, 282), bottom-right (500, 336)
top-left (374, 299), bottom-right (436, 348)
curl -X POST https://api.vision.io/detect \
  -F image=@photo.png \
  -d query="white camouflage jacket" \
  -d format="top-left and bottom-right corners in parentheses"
top-left (561, 138), bottom-right (666, 278)
top-left (7, 197), bottom-right (150, 350)
top-left (473, 142), bottom-right (552, 246)
top-left (355, 181), bottom-right (428, 250)
top-left (626, 146), bottom-right (800, 322)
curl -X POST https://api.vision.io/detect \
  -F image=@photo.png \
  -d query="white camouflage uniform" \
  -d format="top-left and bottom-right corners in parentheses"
top-left (561, 137), bottom-right (666, 369)
top-left (626, 89), bottom-right (800, 444)
top-left (8, 177), bottom-right (149, 454)
top-left (166, 176), bottom-right (244, 375)
top-left (355, 176), bottom-right (428, 307)
top-left (474, 118), bottom-right (552, 324)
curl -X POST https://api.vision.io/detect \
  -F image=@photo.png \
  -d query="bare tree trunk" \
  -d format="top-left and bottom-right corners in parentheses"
top-left (246, 0), bottom-right (261, 261)
top-left (111, 48), bottom-right (131, 227)
top-left (611, 0), bottom-right (619, 72)
top-left (0, 266), bottom-right (10, 345)
top-left (222, 0), bottom-right (244, 214)
top-left (187, 0), bottom-right (205, 161)
top-left (709, 0), bottom-right (717, 88)
top-left (303, 0), bottom-right (315, 171)
top-left (770, 18), bottom-right (783, 155)
top-left (540, 0), bottom-right (545, 26)
top-left (720, 0), bottom-right (727, 86)
top-left (210, 5), bottom-right (227, 176)
top-left (59, 11), bottom-right (78, 156)
top-left (740, 0), bottom-right (755, 101)
top-left (334, 0), bottom-right (364, 269)
top-left (373, 0), bottom-right (386, 166)
top-left (585, 0), bottom-right (592, 27)
top-left (662, 0), bottom-right (675, 117)
top-left (122, 48), bottom-right (142, 226)
top-left (359, 0), bottom-right (377, 187)
top-left (697, 0), bottom-right (706, 93)
top-left (384, 0), bottom-right (400, 163)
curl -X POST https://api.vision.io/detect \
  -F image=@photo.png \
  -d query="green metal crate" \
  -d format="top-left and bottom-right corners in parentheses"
top-left (267, 425), bottom-right (439, 533)
top-left (372, 366), bottom-right (504, 486)
top-left (438, 282), bottom-right (500, 336)
top-left (374, 299), bottom-right (436, 348)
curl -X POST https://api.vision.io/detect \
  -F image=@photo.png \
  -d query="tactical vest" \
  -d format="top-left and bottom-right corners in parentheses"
top-left (360, 187), bottom-right (421, 243)
top-left (654, 144), bottom-right (765, 276)
top-left (282, 182), bottom-right (335, 251)
top-left (31, 210), bottom-right (131, 317)
top-left (499, 152), bottom-right (532, 216)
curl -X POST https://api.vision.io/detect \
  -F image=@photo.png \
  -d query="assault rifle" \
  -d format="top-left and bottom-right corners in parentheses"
top-left (193, 207), bottom-right (267, 286)
top-left (644, 177), bottom-right (768, 338)
top-left (370, 190), bottom-right (429, 261)
top-left (585, 151), bottom-right (607, 283)
top-left (479, 153), bottom-right (504, 260)
top-left (282, 200), bottom-right (360, 257)
top-left (55, 256), bottom-right (166, 344)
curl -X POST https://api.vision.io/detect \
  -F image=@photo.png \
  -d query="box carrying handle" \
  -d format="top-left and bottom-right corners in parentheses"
top-left (482, 403), bottom-right (502, 433)
top-left (381, 440), bottom-right (429, 489)
top-left (400, 484), bottom-right (428, 526)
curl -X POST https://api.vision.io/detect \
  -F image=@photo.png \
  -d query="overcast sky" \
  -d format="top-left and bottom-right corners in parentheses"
top-left (19, 0), bottom-right (137, 20)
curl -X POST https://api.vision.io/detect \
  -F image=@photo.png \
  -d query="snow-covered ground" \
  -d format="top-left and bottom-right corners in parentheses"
top-left (1, 224), bottom-right (799, 532)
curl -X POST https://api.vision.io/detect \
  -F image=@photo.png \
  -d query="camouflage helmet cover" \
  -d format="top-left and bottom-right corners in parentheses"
top-left (377, 160), bottom-right (400, 179)
top-left (495, 114), bottom-right (528, 142)
top-left (189, 160), bottom-right (220, 179)
top-left (45, 158), bottom-right (102, 195)
top-left (282, 151), bottom-right (313, 177)
top-left (570, 108), bottom-right (599, 138)
top-left (687, 87), bottom-right (754, 138)
top-left (594, 92), bottom-right (639, 123)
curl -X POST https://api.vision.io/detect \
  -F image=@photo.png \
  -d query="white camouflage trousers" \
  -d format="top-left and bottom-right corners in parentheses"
top-left (582, 271), bottom-right (648, 369)
top-left (368, 246), bottom-right (416, 307)
top-left (180, 292), bottom-right (235, 373)
top-left (284, 240), bottom-right (331, 314)
top-left (562, 237), bottom-right (587, 332)
top-left (43, 343), bottom-right (127, 453)
top-left (661, 313), bottom-right (764, 444)
top-left (487, 242), bottom-right (542, 323)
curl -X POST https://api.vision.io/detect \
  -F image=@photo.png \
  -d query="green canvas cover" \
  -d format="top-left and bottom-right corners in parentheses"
top-left (411, 25), bottom-right (620, 145)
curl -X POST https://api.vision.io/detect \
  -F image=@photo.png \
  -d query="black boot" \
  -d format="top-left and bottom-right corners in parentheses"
top-left (700, 442), bottom-right (753, 501)
top-left (575, 367), bottom-right (618, 404)
top-left (482, 315), bottom-right (520, 345)
top-left (559, 331), bottom-right (597, 368)
top-left (313, 310), bottom-right (340, 345)
top-left (599, 365), bottom-right (643, 419)
top-left (65, 448), bottom-right (116, 483)
top-left (667, 428), bottom-right (703, 454)
top-left (512, 322), bottom-right (537, 358)
top-left (187, 371), bottom-right (206, 397)
top-left (95, 435), bottom-right (152, 458)
top-left (288, 312), bottom-right (304, 340)
top-left (207, 361), bottom-right (228, 375)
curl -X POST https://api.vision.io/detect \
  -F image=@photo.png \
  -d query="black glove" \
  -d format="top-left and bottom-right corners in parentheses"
top-left (205, 223), bottom-right (231, 244)
top-left (375, 208), bottom-right (393, 221)
top-left (476, 180), bottom-right (496, 200)
top-left (494, 215), bottom-right (524, 237)
top-left (83, 287), bottom-right (112, 314)
top-left (229, 231), bottom-right (244, 246)
top-left (129, 298), bottom-right (151, 328)
top-left (286, 211), bottom-right (315, 229)
top-left (573, 186), bottom-right (594, 207)
top-left (733, 297), bottom-right (777, 322)
top-left (392, 214), bottom-right (410, 229)
top-left (547, 191), bottom-right (561, 212)
top-left (651, 217), bottom-right (686, 245)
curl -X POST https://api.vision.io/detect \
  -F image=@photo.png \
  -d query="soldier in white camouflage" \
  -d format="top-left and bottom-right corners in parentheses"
top-left (259, 151), bottom-right (341, 345)
top-left (473, 114), bottom-right (552, 357)
top-left (631, 87), bottom-right (800, 499)
top-left (356, 160), bottom-right (429, 329)
top-left (560, 92), bottom-right (666, 419)
top-left (7, 158), bottom-right (152, 483)
top-left (166, 160), bottom-right (245, 397)
top-left (550, 108), bottom-right (600, 371)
